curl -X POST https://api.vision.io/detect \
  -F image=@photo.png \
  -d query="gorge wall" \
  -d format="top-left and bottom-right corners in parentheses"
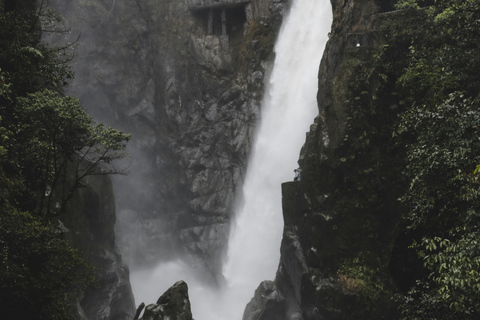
top-left (47, 0), bottom-right (419, 318)
top-left (244, 0), bottom-right (412, 319)
top-left (47, 0), bottom-right (288, 290)
top-left (66, 174), bottom-right (136, 319)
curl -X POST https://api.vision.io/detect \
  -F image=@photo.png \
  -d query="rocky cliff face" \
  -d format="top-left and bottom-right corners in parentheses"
top-left (136, 281), bottom-right (193, 320)
top-left (65, 174), bottom-right (136, 320)
top-left (47, 0), bottom-right (288, 287)
top-left (48, 0), bottom-right (411, 318)
top-left (245, 0), bottom-right (407, 319)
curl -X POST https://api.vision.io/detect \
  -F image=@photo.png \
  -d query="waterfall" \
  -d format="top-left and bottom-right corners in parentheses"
top-left (130, 0), bottom-right (331, 319)
top-left (222, 0), bottom-right (331, 311)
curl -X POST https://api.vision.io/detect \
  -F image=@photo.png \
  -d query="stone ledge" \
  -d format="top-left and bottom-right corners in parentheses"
top-left (188, 0), bottom-right (251, 11)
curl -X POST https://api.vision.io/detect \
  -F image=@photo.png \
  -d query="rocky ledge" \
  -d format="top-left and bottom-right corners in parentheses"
top-left (135, 281), bottom-right (193, 320)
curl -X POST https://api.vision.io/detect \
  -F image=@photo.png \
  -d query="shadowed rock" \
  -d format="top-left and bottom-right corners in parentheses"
top-left (138, 281), bottom-right (193, 320)
top-left (243, 280), bottom-right (286, 320)
top-left (46, 0), bottom-right (287, 285)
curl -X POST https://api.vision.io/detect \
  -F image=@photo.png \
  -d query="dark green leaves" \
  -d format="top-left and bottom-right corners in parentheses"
top-left (10, 89), bottom-right (130, 216)
top-left (0, 208), bottom-right (95, 320)
top-left (0, 4), bottom-right (129, 319)
top-left (391, 2), bottom-right (480, 318)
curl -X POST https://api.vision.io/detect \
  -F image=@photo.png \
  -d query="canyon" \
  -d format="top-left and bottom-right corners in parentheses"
top-left (49, 0), bottom-right (409, 319)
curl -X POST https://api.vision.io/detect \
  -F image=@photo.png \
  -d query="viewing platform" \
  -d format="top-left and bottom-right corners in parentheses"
top-left (188, 0), bottom-right (251, 11)
top-left (188, 0), bottom-right (252, 38)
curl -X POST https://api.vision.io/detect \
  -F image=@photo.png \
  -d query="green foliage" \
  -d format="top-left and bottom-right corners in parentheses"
top-left (0, 69), bottom-right (23, 205)
top-left (338, 252), bottom-right (390, 302)
top-left (0, 3), bottom-right (130, 215)
top-left (0, 207), bottom-right (95, 319)
top-left (389, 1), bottom-right (480, 318)
top-left (0, 2), bottom-right (74, 95)
top-left (12, 89), bottom-right (130, 216)
top-left (0, 68), bottom-right (12, 98)
top-left (0, 2), bottom-right (130, 318)
top-left (396, 94), bottom-right (480, 230)
top-left (324, 42), bottom-right (407, 251)
top-left (421, 234), bottom-right (480, 310)
top-left (395, 0), bottom-right (480, 98)
top-left (395, 0), bottom-right (421, 10)
top-left (397, 58), bottom-right (459, 107)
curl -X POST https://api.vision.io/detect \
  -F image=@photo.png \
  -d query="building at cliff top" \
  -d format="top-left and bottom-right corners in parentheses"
top-left (189, 0), bottom-right (253, 37)
top-left (188, 0), bottom-right (252, 11)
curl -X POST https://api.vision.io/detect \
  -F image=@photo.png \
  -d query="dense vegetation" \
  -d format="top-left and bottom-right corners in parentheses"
top-left (0, 1), bottom-right (130, 318)
top-left (1, 0), bottom-right (479, 319)
top-left (387, 0), bottom-right (480, 318)
top-left (313, 0), bottom-right (480, 318)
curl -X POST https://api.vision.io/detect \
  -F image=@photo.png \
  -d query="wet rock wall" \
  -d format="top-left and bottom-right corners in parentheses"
top-left (47, 0), bottom-right (289, 286)
top-left (246, 0), bottom-right (408, 319)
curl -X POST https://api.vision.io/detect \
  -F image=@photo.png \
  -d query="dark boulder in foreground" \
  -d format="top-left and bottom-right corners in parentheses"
top-left (137, 281), bottom-right (193, 320)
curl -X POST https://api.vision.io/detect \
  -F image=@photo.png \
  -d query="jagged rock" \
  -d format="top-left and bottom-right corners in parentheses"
top-left (65, 174), bottom-right (136, 320)
top-left (259, 0), bottom-right (406, 319)
top-left (47, 0), bottom-right (286, 285)
top-left (191, 35), bottom-right (232, 72)
top-left (41, 0), bottom-right (409, 318)
top-left (79, 250), bottom-right (135, 320)
top-left (243, 281), bottom-right (285, 320)
top-left (139, 281), bottom-right (193, 320)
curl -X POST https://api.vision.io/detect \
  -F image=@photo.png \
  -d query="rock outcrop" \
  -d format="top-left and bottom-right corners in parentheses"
top-left (245, 0), bottom-right (407, 319)
top-left (243, 280), bottom-right (286, 320)
top-left (65, 174), bottom-right (136, 320)
top-left (137, 281), bottom-right (193, 320)
top-left (47, 0), bottom-right (412, 318)
top-left (47, 0), bottom-right (288, 285)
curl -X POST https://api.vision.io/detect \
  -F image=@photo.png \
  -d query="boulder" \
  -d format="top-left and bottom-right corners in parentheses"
top-left (243, 280), bottom-right (286, 320)
top-left (138, 281), bottom-right (193, 320)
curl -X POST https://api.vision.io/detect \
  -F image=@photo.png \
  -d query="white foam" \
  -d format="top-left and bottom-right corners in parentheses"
top-left (131, 1), bottom-right (332, 319)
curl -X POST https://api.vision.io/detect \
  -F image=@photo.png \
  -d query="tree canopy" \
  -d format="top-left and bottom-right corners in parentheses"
top-left (0, 1), bottom-right (130, 318)
top-left (388, 0), bottom-right (480, 318)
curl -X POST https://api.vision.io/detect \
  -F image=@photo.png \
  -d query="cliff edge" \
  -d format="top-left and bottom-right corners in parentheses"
top-left (246, 0), bottom-right (405, 319)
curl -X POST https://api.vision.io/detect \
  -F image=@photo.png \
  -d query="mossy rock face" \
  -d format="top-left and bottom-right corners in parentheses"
top-left (251, 1), bottom-right (424, 320)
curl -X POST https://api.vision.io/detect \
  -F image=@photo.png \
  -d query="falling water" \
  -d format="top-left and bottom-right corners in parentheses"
top-left (131, 0), bottom-right (331, 319)
top-left (221, 0), bottom-right (332, 315)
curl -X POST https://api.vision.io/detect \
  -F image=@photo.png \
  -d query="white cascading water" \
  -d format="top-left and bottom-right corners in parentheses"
top-left (130, 0), bottom-right (332, 319)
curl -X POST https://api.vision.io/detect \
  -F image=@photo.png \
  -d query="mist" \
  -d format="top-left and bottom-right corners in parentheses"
top-left (130, 0), bottom-right (332, 319)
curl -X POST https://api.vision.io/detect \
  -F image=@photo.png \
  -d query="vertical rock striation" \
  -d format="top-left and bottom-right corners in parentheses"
top-left (246, 0), bottom-right (406, 319)
top-left (47, 0), bottom-right (288, 286)
top-left (65, 174), bottom-right (136, 320)
top-left (137, 280), bottom-right (192, 320)
top-left (43, 0), bottom-right (413, 318)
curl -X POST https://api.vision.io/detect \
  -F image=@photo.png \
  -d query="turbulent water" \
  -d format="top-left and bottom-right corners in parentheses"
top-left (131, 0), bottom-right (332, 319)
